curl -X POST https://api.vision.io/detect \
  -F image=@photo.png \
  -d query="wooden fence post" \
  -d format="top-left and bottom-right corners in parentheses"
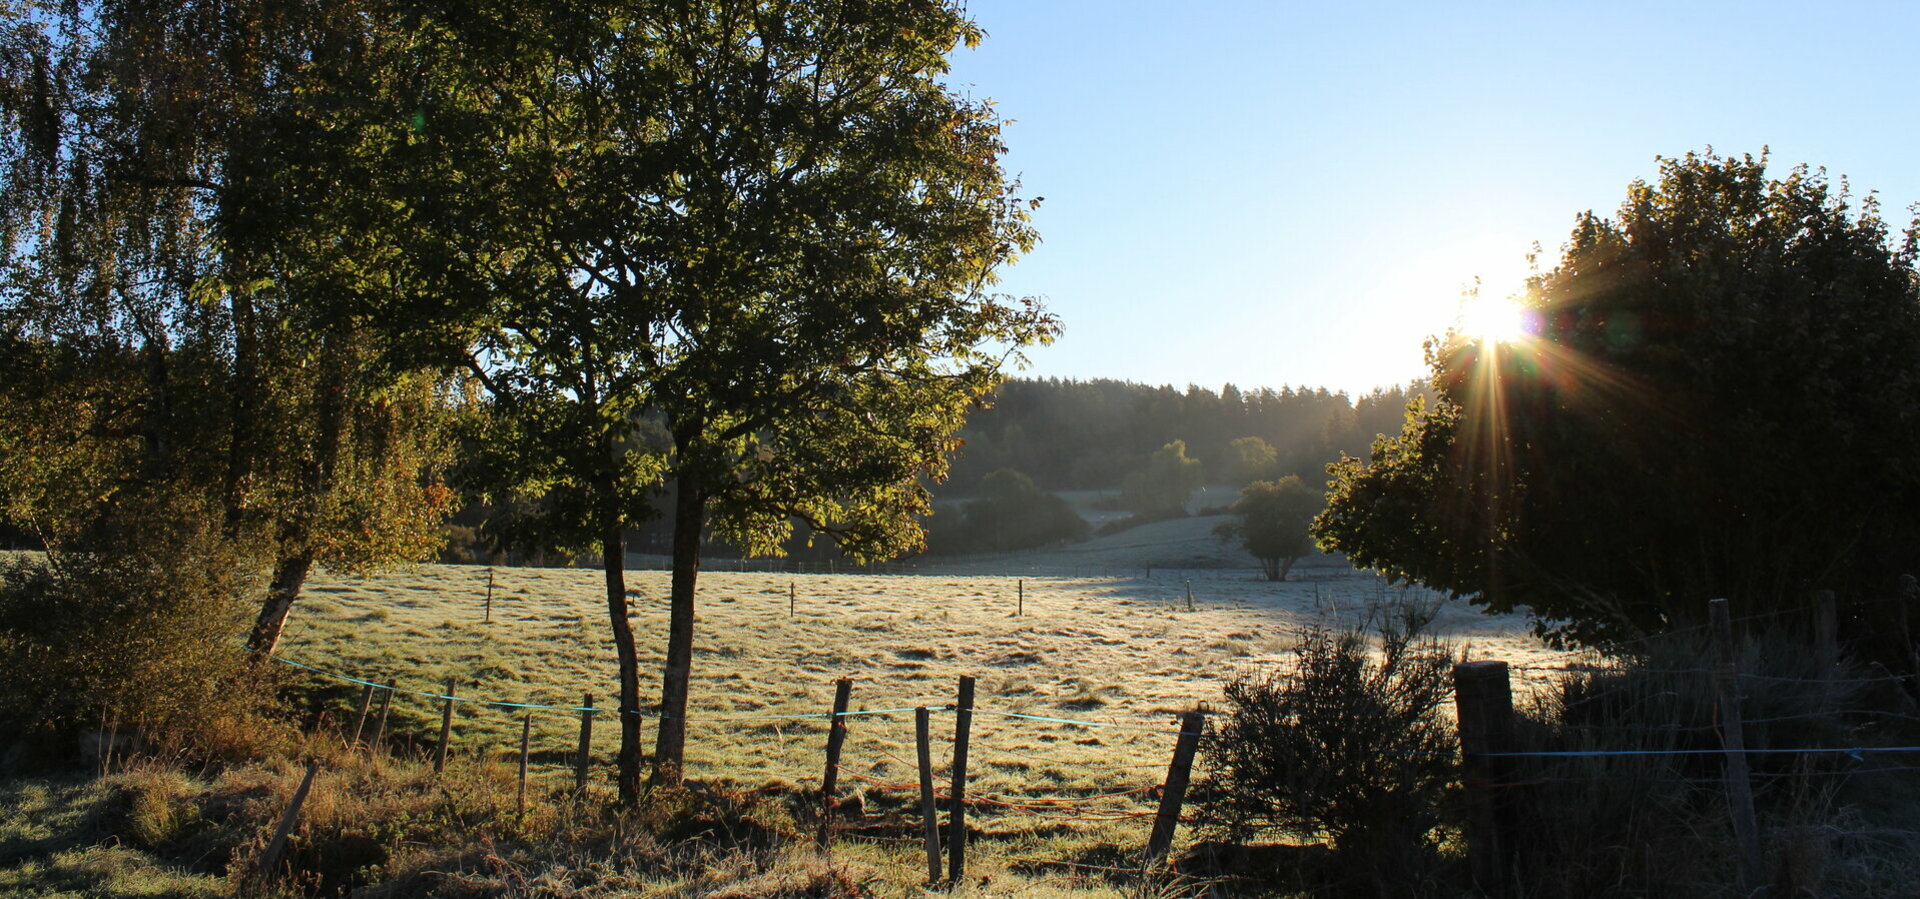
top-left (484, 567), bottom-right (494, 624)
top-left (256, 760), bottom-right (320, 882)
top-left (348, 684), bottom-right (375, 748)
top-left (1710, 598), bottom-right (1766, 894)
top-left (818, 678), bottom-right (853, 849)
top-left (1185, 580), bottom-right (1194, 612)
top-left (433, 676), bottom-right (456, 773)
top-left (1145, 710), bottom-right (1205, 861)
top-left (1017, 579), bottom-right (1024, 617)
top-left (371, 682), bottom-right (394, 754)
top-left (517, 714), bottom-right (532, 816)
top-left (789, 582), bottom-right (796, 618)
top-left (947, 675), bottom-right (975, 882)
top-left (915, 706), bottom-right (941, 885)
top-left (575, 693), bottom-right (594, 793)
top-left (1454, 660), bottom-right (1517, 899)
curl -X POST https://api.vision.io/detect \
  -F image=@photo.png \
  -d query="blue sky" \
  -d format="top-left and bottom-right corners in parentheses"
top-left (943, 1), bottom-right (1920, 396)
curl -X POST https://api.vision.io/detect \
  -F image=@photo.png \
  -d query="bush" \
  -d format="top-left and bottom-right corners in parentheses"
top-left (1199, 602), bottom-right (1457, 893)
top-left (925, 469), bottom-right (1087, 554)
top-left (0, 500), bottom-right (281, 758)
top-left (1506, 625), bottom-right (1920, 897)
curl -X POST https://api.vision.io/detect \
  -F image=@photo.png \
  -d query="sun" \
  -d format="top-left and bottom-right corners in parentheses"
top-left (1457, 292), bottom-right (1536, 344)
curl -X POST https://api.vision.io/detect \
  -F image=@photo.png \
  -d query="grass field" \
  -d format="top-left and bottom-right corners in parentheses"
top-left (277, 560), bottom-right (1566, 843)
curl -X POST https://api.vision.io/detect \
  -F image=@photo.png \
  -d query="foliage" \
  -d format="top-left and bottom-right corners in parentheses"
top-left (405, 0), bottom-right (1055, 792)
top-left (0, 498), bottom-right (278, 754)
top-left (0, 0), bottom-right (463, 662)
top-left (1221, 436), bottom-right (1280, 486)
top-left (1314, 151), bottom-right (1920, 648)
top-left (1119, 440), bottom-right (1204, 516)
top-left (1199, 604), bottom-right (1456, 893)
top-left (926, 469), bottom-right (1088, 554)
top-left (1214, 476), bottom-right (1322, 581)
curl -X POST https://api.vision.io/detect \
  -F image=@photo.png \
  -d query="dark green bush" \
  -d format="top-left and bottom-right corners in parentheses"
top-left (1199, 603), bottom-right (1457, 894)
top-left (926, 469), bottom-right (1087, 554)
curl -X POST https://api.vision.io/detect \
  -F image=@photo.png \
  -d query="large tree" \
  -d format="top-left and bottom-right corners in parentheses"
top-left (422, 0), bottom-right (1053, 798)
top-left (0, 0), bottom-right (459, 662)
top-left (1314, 151), bottom-right (1920, 649)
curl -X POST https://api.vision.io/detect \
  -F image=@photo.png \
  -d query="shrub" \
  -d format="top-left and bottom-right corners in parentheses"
top-left (926, 469), bottom-right (1087, 554)
top-left (0, 499), bottom-right (281, 758)
top-left (1199, 603), bottom-right (1456, 893)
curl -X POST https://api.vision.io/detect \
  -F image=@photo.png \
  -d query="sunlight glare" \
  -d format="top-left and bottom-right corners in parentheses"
top-left (1458, 292), bottom-right (1536, 344)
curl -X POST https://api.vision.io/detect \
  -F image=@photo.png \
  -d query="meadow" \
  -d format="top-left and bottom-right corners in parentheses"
top-left (276, 558), bottom-right (1563, 844)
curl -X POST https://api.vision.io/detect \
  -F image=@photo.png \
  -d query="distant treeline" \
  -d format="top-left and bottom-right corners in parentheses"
top-left (943, 378), bottom-right (1425, 495)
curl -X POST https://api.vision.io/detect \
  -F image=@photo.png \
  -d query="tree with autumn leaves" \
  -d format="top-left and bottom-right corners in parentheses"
top-left (2, 0), bottom-right (1051, 802)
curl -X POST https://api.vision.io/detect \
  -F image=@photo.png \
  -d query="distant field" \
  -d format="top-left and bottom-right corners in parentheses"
top-left (279, 562), bottom-right (1566, 835)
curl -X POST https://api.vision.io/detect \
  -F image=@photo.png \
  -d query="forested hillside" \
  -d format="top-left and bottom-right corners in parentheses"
top-left (944, 377), bottom-right (1423, 494)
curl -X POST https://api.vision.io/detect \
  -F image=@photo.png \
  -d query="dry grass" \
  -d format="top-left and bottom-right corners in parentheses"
top-left (276, 562), bottom-right (1561, 844)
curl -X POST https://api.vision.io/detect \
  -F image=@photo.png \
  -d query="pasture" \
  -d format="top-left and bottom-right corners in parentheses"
top-left (277, 561), bottom-right (1562, 841)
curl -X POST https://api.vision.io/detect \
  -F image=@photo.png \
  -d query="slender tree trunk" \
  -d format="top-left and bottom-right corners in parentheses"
top-left (650, 478), bottom-right (705, 786)
top-left (245, 338), bottom-right (345, 667)
top-left (603, 525), bottom-right (643, 804)
top-left (247, 553), bottom-right (313, 660)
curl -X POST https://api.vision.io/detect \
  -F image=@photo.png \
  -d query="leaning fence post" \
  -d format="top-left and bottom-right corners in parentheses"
top-left (484, 567), bottom-right (495, 624)
top-left (575, 693), bottom-right (594, 793)
top-left (818, 678), bottom-right (854, 849)
top-left (433, 676), bottom-right (456, 773)
top-left (1454, 660), bottom-right (1517, 899)
top-left (348, 684), bottom-right (375, 748)
top-left (1710, 598), bottom-right (1766, 894)
top-left (915, 706), bottom-right (941, 885)
top-left (256, 759), bottom-right (320, 882)
top-left (1145, 710), bottom-right (1206, 861)
top-left (947, 675), bottom-right (976, 882)
top-left (371, 682), bottom-right (394, 754)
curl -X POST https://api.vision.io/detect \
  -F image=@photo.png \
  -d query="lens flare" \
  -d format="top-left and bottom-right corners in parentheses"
top-left (1457, 293), bottom-right (1537, 344)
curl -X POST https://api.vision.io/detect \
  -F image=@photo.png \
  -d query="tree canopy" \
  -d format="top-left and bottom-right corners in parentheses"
top-left (1314, 151), bottom-right (1920, 649)
top-left (409, 0), bottom-right (1053, 795)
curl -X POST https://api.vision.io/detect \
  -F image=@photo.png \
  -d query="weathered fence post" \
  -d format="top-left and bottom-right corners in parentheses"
top-left (348, 684), bottom-right (375, 748)
top-left (371, 681), bottom-right (394, 754)
top-left (818, 678), bottom-right (853, 849)
top-left (484, 567), bottom-right (495, 624)
top-left (575, 693), bottom-right (594, 793)
top-left (1710, 598), bottom-right (1766, 894)
top-left (1146, 710), bottom-right (1205, 861)
top-left (915, 706), bottom-right (942, 885)
top-left (516, 714), bottom-right (532, 816)
top-left (256, 760), bottom-right (320, 882)
top-left (1185, 579), bottom-right (1194, 612)
top-left (947, 675), bottom-right (976, 882)
top-left (1454, 660), bottom-right (1517, 899)
top-left (1017, 579), bottom-right (1024, 617)
top-left (433, 676), bottom-right (456, 773)
top-left (789, 582), bottom-right (796, 618)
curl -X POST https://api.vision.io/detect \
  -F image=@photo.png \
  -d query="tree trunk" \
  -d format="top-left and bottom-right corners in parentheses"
top-left (650, 479), bottom-right (705, 786)
top-left (247, 553), bottom-right (313, 661)
top-left (602, 525), bottom-right (643, 804)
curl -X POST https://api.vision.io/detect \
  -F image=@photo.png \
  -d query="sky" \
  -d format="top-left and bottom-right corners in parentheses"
top-left (941, 1), bottom-right (1920, 396)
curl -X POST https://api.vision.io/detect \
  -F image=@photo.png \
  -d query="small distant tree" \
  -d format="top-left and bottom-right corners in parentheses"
top-left (1120, 439), bottom-right (1204, 516)
top-left (1224, 435), bottom-right (1280, 485)
top-left (1216, 476), bottom-right (1322, 580)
